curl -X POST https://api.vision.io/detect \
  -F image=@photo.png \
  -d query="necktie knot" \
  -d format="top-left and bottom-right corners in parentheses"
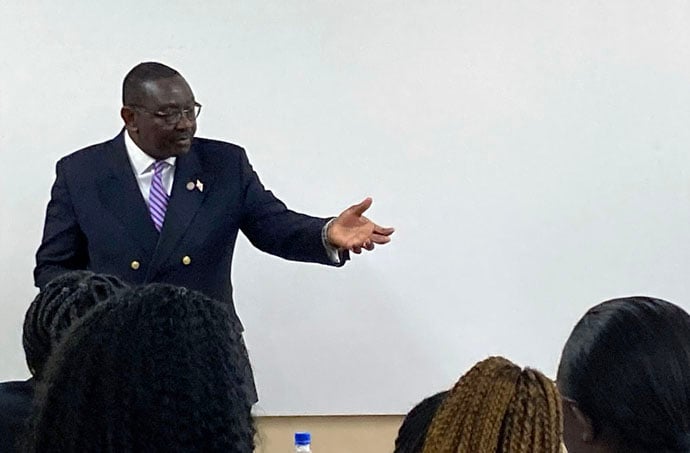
top-left (153, 160), bottom-right (167, 173)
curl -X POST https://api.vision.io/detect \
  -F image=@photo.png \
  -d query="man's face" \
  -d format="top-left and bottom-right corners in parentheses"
top-left (123, 75), bottom-right (198, 159)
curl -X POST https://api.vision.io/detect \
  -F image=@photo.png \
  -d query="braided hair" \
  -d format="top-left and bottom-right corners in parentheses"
top-left (22, 270), bottom-right (129, 379)
top-left (23, 283), bottom-right (255, 453)
top-left (422, 356), bottom-right (562, 453)
top-left (395, 391), bottom-right (449, 453)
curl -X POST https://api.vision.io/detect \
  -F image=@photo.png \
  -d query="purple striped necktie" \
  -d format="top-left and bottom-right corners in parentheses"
top-left (149, 160), bottom-right (169, 232)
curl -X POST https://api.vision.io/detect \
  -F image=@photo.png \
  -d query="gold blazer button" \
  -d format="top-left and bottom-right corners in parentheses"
top-left (182, 255), bottom-right (192, 266)
top-left (130, 260), bottom-right (140, 270)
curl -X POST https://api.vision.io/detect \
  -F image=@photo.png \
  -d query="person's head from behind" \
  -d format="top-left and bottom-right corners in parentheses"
top-left (557, 297), bottom-right (690, 453)
top-left (22, 270), bottom-right (128, 380)
top-left (24, 284), bottom-right (254, 453)
top-left (394, 390), bottom-right (448, 453)
top-left (120, 62), bottom-right (200, 159)
top-left (422, 356), bottom-right (562, 453)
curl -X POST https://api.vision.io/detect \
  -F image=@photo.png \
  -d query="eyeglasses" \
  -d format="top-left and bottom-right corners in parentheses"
top-left (128, 102), bottom-right (202, 125)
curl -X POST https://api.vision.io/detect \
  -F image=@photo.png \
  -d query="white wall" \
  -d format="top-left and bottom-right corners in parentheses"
top-left (2, 1), bottom-right (690, 415)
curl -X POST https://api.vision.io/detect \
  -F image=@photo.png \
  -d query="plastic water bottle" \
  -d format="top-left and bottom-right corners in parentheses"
top-left (294, 432), bottom-right (312, 452)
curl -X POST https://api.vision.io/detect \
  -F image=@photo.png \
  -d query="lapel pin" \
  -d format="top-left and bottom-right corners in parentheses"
top-left (195, 179), bottom-right (204, 192)
top-left (185, 181), bottom-right (195, 191)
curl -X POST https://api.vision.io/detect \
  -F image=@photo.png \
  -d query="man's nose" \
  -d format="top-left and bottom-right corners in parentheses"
top-left (175, 114), bottom-right (195, 129)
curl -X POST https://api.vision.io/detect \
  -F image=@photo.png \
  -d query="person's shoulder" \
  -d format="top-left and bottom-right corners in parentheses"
top-left (192, 137), bottom-right (246, 155)
top-left (0, 379), bottom-right (34, 403)
top-left (0, 379), bottom-right (34, 451)
top-left (192, 137), bottom-right (249, 165)
top-left (57, 134), bottom-right (121, 167)
top-left (0, 379), bottom-right (34, 393)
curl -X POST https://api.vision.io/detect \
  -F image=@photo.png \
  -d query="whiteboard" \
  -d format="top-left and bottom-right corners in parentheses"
top-left (2, 1), bottom-right (690, 415)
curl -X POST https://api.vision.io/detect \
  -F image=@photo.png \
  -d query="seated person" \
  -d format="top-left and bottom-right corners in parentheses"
top-left (421, 356), bottom-right (563, 453)
top-left (557, 296), bottom-right (690, 453)
top-left (394, 390), bottom-right (448, 453)
top-left (22, 283), bottom-right (255, 453)
top-left (0, 271), bottom-right (127, 453)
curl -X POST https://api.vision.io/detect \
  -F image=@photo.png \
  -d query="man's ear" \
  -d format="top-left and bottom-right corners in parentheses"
top-left (569, 402), bottom-right (595, 443)
top-left (120, 106), bottom-right (137, 132)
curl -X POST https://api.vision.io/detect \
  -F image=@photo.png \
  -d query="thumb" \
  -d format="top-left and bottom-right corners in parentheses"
top-left (348, 197), bottom-right (373, 216)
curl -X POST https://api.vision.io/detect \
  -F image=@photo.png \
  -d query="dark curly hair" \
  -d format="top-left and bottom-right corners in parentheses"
top-left (23, 284), bottom-right (255, 453)
top-left (22, 270), bottom-right (129, 379)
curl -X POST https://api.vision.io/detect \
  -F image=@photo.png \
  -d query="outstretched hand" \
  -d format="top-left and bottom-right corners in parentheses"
top-left (327, 197), bottom-right (395, 254)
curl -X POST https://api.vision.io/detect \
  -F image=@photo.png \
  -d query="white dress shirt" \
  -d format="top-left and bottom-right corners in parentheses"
top-left (124, 131), bottom-right (176, 205)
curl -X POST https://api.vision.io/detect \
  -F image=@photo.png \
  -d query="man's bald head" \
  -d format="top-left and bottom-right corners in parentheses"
top-left (122, 62), bottom-right (180, 105)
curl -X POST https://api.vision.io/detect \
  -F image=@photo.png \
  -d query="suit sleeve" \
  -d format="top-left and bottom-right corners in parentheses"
top-left (237, 150), bottom-right (345, 266)
top-left (34, 159), bottom-right (89, 288)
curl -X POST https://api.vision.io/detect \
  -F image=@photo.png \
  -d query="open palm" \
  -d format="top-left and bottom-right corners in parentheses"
top-left (327, 197), bottom-right (395, 254)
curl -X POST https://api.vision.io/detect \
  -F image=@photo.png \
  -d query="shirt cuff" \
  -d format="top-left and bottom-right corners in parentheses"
top-left (322, 219), bottom-right (341, 264)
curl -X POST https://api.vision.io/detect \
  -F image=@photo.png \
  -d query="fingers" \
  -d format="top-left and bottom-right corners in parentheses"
top-left (370, 233), bottom-right (391, 244)
top-left (352, 242), bottom-right (374, 253)
top-left (347, 239), bottom-right (379, 253)
top-left (343, 228), bottom-right (392, 251)
top-left (373, 225), bottom-right (395, 236)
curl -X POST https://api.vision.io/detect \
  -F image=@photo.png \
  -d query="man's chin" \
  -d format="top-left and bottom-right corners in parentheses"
top-left (172, 138), bottom-right (193, 154)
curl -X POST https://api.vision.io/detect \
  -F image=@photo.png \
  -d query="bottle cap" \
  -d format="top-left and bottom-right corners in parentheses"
top-left (295, 432), bottom-right (311, 446)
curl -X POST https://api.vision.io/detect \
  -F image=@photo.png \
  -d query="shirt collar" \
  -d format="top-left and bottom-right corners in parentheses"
top-left (124, 130), bottom-right (177, 175)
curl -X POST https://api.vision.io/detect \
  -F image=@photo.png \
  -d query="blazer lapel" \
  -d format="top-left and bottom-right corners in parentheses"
top-left (98, 132), bottom-right (159, 257)
top-left (146, 141), bottom-right (211, 279)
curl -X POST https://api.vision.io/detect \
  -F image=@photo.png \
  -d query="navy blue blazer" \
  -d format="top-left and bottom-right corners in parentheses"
top-left (35, 131), bottom-right (345, 332)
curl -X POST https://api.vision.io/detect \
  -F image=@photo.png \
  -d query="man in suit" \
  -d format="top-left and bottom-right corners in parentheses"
top-left (34, 62), bottom-right (394, 400)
